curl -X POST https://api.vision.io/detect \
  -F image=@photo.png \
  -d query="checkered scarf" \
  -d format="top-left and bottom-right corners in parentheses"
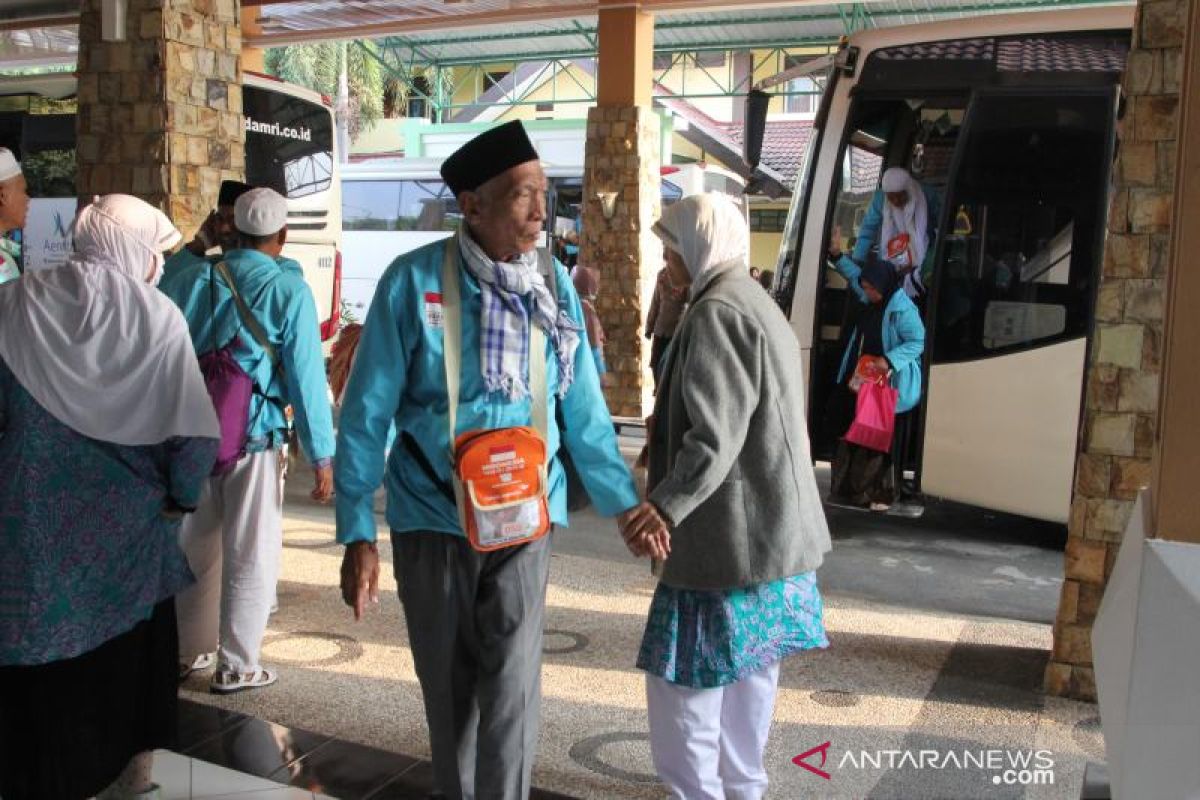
top-left (458, 230), bottom-right (580, 400)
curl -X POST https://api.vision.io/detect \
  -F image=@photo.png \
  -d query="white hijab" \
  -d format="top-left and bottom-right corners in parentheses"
top-left (0, 194), bottom-right (220, 446)
top-left (652, 192), bottom-right (749, 300)
top-left (879, 167), bottom-right (930, 274)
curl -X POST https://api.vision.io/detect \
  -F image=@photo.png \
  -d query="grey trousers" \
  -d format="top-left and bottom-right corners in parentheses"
top-left (392, 530), bottom-right (553, 800)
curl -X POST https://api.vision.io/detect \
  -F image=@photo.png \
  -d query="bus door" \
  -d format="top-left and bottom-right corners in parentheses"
top-left (919, 89), bottom-right (1118, 522)
top-left (809, 96), bottom-right (965, 461)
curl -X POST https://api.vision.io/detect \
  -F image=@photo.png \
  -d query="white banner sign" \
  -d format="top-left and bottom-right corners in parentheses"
top-left (23, 197), bottom-right (75, 272)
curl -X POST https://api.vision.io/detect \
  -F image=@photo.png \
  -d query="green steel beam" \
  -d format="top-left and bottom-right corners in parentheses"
top-left (395, 37), bottom-right (838, 69)
top-left (375, 0), bottom-right (1126, 53)
top-left (426, 86), bottom-right (824, 112)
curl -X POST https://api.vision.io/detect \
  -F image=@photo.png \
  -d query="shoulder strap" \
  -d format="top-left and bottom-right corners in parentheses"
top-left (215, 261), bottom-right (280, 370)
top-left (539, 248), bottom-right (557, 304)
top-left (442, 235), bottom-right (548, 455)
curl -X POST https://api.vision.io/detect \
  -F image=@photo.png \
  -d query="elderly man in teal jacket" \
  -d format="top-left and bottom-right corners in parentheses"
top-left (336, 120), bottom-right (660, 800)
top-left (161, 187), bottom-right (335, 694)
top-left (161, 179), bottom-right (253, 279)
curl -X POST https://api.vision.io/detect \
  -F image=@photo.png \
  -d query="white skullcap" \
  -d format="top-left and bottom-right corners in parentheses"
top-left (881, 167), bottom-right (911, 193)
top-left (0, 148), bottom-right (21, 181)
top-left (234, 187), bottom-right (288, 236)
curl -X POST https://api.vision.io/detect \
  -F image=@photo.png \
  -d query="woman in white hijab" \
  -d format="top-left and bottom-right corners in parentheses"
top-left (0, 195), bottom-right (219, 800)
top-left (878, 166), bottom-right (931, 297)
top-left (625, 193), bottom-right (831, 800)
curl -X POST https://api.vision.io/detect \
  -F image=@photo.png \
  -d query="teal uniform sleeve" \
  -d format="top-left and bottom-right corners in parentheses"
top-left (553, 263), bottom-right (639, 517)
top-left (835, 255), bottom-right (869, 305)
top-left (885, 301), bottom-right (926, 372)
top-left (852, 191), bottom-right (884, 263)
top-left (163, 247), bottom-right (209, 279)
top-left (334, 265), bottom-right (411, 544)
top-left (280, 282), bottom-right (336, 462)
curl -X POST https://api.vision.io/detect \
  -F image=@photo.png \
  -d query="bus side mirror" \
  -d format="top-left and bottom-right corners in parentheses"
top-left (743, 89), bottom-right (771, 172)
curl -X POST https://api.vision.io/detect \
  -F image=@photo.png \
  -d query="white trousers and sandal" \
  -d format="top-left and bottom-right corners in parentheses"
top-left (175, 448), bottom-right (285, 693)
top-left (636, 574), bottom-right (829, 800)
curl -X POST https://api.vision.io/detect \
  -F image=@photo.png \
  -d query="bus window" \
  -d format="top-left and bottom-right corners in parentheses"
top-left (930, 92), bottom-right (1111, 363)
top-left (243, 84), bottom-right (333, 200)
top-left (342, 179), bottom-right (459, 232)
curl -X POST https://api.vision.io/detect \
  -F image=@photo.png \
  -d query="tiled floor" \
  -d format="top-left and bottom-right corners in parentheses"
top-left (174, 700), bottom-right (575, 800)
top-left (151, 749), bottom-right (333, 800)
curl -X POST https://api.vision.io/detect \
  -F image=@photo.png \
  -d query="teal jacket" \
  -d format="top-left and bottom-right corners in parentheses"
top-left (334, 237), bottom-right (638, 545)
top-left (164, 247), bottom-right (305, 279)
top-left (834, 255), bottom-right (926, 414)
top-left (158, 248), bottom-right (335, 462)
top-left (162, 247), bottom-right (210, 280)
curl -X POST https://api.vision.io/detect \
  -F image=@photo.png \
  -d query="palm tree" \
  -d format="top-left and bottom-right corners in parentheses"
top-left (264, 40), bottom-right (393, 143)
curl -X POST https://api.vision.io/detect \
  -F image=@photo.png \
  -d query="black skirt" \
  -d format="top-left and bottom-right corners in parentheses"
top-left (0, 600), bottom-right (179, 800)
top-left (828, 383), bottom-right (915, 507)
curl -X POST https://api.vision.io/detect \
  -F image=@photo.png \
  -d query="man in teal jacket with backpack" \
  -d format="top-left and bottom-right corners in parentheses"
top-left (160, 187), bottom-right (334, 694)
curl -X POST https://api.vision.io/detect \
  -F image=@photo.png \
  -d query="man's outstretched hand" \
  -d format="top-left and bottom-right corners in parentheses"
top-left (340, 541), bottom-right (380, 620)
top-left (617, 502), bottom-right (671, 560)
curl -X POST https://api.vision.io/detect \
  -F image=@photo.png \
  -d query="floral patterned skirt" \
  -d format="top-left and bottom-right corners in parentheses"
top-left (636, 572), bottom-right (828, 689)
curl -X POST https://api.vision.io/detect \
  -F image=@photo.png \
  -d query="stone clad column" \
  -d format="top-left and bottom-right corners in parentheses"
top-left (75, 0), bottom-right (244, 238)
top-left (583, 2), bottom-right (662, 418)
top-left (1046, 0), bottom-right (1183, 700)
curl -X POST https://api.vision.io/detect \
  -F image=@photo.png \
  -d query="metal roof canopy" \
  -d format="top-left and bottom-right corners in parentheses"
top-left (257, 0), bottom-right (1131, 61)
top-left (0, 0), bottom-right (1131, 71)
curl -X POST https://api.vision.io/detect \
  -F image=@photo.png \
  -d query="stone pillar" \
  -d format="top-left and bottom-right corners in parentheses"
top-left (240, 4), bottom-right (265, 74)
top-left (75, 0), bottom-right (244, 239)
top-left (1046, 0), bottom-right (1183, 700)
top-left (1151, 0), bottom-right (1200, 544)
top-left (585, 3), bottom-right (661, 418)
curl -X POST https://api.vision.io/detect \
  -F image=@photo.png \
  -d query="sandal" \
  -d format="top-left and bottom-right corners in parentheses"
top-left (178, 651), bottom-right (215, 681)
top-left (209, 666), bottom-right (278, 695)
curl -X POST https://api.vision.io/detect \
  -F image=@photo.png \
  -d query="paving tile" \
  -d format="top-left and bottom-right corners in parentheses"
top-left (273, 737), bottom-right (419, 800)
top-left (185, 716), bottom-right (332, 780)
top-left (190, 757), bottom-right (289, 798)
top-left (361, 761), bottom-right (432, 799)
top-left (195, 788), bottom-right (315, 800)
top-left (178, 700), bottom-right (253, 752)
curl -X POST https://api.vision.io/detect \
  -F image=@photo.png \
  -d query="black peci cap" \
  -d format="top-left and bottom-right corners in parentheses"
top-left (218, 180), bottom-right (254, 207)
top-left (439, 120), bottom-right (540, 197)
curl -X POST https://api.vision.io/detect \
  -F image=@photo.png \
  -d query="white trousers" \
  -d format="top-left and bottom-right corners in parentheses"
top-left (645, 662), bottom-right (781, 800)
top-left (175, 449), bottom-right (284, 673)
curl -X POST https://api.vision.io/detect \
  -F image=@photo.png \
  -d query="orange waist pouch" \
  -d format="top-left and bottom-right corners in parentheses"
top-left (453, 426), bottom-right (550, 552)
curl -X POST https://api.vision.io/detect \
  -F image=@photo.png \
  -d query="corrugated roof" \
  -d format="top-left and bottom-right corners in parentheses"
top-left (368, 0), bottom-right (1132, 66)
top-left (0, 25), bottom-right (75, 67)
top-left (0, 0), bottom-right (1133, 70)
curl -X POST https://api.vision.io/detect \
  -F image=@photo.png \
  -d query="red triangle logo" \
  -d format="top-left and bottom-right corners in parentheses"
top-left (793, 741), bottom-right (833, 780)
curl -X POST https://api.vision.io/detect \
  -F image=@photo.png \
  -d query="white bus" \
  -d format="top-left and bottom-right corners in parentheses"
top-left (764, 7), bottom-right (1134, 523)
top-left (340, 159), bottom-right (746, 321)
top-left (0, 70), bottom-right (343, 342)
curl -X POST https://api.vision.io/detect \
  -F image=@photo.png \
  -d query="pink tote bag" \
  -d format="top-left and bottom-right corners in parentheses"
top-left (844, 380), bottom-right (898, 453)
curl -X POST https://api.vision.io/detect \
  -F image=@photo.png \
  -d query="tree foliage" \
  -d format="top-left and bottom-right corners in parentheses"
top-left (264, 41), bottom-right (393, 140)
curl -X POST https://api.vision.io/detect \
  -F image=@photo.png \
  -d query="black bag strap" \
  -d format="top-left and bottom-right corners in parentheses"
top-left (401, 431), bottom-right (456, 503)
top-left (215, 261), bottom-right (280, 371)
